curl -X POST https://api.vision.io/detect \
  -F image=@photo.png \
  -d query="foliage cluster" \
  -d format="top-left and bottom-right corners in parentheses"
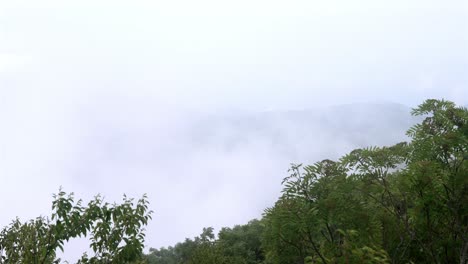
top-left (0, 192), bottom-right (152, 264)
top-left (144, 220), bottom-right (264, 264)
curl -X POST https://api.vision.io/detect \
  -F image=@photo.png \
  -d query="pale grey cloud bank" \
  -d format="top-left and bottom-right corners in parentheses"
top-left (0, 0), bottom-right (467, 261)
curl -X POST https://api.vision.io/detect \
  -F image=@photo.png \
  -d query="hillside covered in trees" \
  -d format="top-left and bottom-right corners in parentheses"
top-left (1, 99), bottom-right (467, 263)
top-left (143, 99), bottom-right (467, 264)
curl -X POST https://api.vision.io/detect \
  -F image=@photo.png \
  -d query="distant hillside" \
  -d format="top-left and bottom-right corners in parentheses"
top-left (62, 102), bottom-right (425, 254)
top-left (189, 103), bottom-right (421, 161)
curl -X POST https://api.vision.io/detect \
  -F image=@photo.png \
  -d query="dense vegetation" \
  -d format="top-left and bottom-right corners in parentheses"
top-left (1, 99), bottom-right (466, 263)
top-left (0, 192), bottom-right (152, 263)
top-left (144, 99), bottom-right (467, 264)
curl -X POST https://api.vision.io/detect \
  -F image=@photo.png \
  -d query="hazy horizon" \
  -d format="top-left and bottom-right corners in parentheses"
top-left (1, 0), bottom-right (467, 261)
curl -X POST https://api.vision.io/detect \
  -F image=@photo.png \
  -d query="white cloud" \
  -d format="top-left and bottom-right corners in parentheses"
top-left (0, 54), bottom-right (31, 72)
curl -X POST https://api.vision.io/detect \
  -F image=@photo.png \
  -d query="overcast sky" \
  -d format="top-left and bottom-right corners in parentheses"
top-left (1, 0), bottom-right (467, 261)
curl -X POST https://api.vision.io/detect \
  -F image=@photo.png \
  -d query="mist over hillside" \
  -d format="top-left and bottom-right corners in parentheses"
top-left (140, 99), bottom-right (467, 264)
top-left (68, 102), bottom-right (421, 253)
top-left (0, 100), bottom-right (423, 261)
top-left (2, 0), bottom-right (467, 261)
top-left (191, 102), bottom-right (419, 160)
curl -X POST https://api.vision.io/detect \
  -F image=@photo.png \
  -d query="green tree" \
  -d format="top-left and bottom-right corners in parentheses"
top-left (0, 190), bottom-right (153, 264)
top-left (216, 219), bottom-right (265, 264)
top-left (145, 227), bottom-right (227, 264)
top-left (145, 222), bottom-right (265, 264)
top-left (262, 99), bottom-right (467, 263)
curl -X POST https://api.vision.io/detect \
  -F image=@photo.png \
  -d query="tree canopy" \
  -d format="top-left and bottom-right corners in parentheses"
top-left (0, 191), bottom-right (152, 264)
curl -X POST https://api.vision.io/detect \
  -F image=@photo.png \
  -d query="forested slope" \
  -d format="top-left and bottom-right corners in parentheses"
top-left (145, 99), bottom-right (468, 264)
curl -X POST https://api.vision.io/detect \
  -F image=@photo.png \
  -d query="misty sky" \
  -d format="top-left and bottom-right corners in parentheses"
top-left (1, 0), bottom-right (468, 261)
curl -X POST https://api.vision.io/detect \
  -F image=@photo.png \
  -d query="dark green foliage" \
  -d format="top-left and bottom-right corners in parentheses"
top-left (0, 191), bottom-right (152, 264)
top-left (145, 221), bottom-right (264, 264)
top-left (217, 219), bottom-right (265, 264)
top-left (261, 99), bottom-right (467, 264)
